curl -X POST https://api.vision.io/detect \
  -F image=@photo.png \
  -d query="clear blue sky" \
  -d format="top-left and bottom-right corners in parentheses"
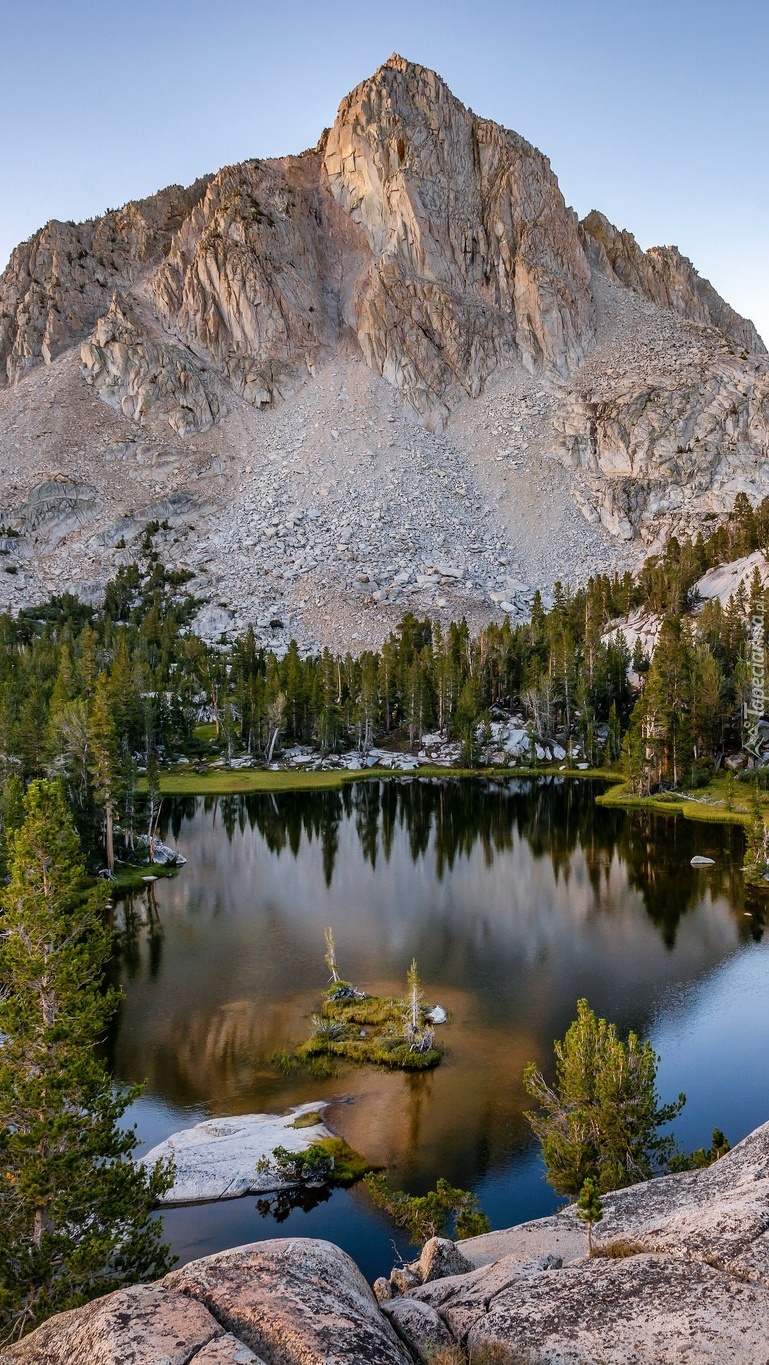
top-left (2, 0), bottom-right (767, 342)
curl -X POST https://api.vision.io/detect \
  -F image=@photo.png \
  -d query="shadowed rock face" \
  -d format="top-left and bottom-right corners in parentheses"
top-left (81, 294), bottom-right (220, 437)
top-left (147, 156), bottom-right (352, 411)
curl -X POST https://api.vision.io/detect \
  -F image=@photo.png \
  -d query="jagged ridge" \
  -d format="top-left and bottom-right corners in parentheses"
top-left (0, 54), bottom-right (767, 647)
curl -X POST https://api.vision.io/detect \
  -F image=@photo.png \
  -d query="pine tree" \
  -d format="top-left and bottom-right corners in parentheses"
top-left (0, 781), bottom-right (174, 1342)
top-left (523, 998), bottom-right (685, 1197)
top-left (575, 1177), bottom-right (604, 1255)
top-left (89, 675), bottom-right (119, 873)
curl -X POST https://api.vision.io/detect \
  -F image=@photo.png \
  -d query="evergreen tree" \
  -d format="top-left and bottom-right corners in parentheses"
top-left (575, 1177), bottom-right (604, 1255)
top-left (88, 675), bottom-right (119, 873)
top-left (523, 998), bottom-right (685, 1198)
top-left (0, 781), bottom-right (174, 1342)
top-left (364, 1173), bottom-right (490, 1245)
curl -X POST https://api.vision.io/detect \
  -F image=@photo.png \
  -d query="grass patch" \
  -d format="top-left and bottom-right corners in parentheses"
top-left (597, 781), bottom-right (752, 828)
top-left (317, 1136), bottom-right (374, 1184)
top-left (148, 764), bottom-right (618, 797)
top-left (298, 1034), bottom-right (442, 1070)
top-left (291, 1110), bottom-right (324, 1129)
top-left (154, 768), bottom-right (371, 795)
top-left (266, 1136), bottom-right (374, 1187)
top-left (592, 1238), bottom-right (647, 1259)
top-left (192, 722), bottom-right (219, 742)
top-left (110, 862), bottom-right (179, 890)
top-left (424, 1339), bottom-right (535, 1363)
top-left (268, 1049), bottom-right (337, 1079)
top-left (281, 981), bottom-right (444, 1074)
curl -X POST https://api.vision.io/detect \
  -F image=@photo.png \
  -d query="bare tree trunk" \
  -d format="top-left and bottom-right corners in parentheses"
top-left (106, 801), bottom-right (114, 875)
top-left (266, 726), bottom-right (280, 765)
top-left (148, 799), bottom-right (163, 863)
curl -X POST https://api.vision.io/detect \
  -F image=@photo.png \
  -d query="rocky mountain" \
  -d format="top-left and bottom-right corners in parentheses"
top-left (0, 54), bottom-right (766, 650)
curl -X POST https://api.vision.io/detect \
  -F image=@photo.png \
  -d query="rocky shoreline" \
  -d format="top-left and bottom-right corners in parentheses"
top-left (7, 1117), bottom-right (769, 1363)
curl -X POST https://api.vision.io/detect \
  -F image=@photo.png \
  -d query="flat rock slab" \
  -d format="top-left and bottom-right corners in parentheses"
top-left (416, 1117), bottom-right (769, 1359)
top-left (164, 1237), bottom-right (413, 1365)
top-left (459, 1218), bottom-right (586, 1269)
top-left (140, 1103), bottom-right (331, 1204)
top-left (463, 1254), bottom-right (769, 1364)
top-left (458, 1117), bottom-right (769, 1283)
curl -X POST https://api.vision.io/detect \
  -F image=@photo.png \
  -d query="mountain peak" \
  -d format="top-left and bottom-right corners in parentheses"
top-left (0, 57), bottom-right (767, 648)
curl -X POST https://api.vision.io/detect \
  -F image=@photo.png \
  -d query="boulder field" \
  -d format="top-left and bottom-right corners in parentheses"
top-left (5, 1117), bottom-right (769, 1363)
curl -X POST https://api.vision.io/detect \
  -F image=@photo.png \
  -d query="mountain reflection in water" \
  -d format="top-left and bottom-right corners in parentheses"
top-left (111, 778), bottom-right (767, 1277)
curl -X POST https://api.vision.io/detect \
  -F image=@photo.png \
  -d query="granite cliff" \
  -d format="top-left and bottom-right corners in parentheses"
top-left (0, 55), bottom-right (766, 650)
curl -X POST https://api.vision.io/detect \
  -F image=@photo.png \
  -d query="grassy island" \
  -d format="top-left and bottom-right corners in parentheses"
top-left (282, 938), bottom-right (444, 1073)
top-left (297, 986), bottom-right (443, 1071)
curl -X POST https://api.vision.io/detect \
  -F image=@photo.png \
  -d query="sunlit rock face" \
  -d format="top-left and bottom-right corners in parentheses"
top-left (7, 1123), bottom-right (769, 1363)
top-left (324, 54), bottom-right (595, 425)
top-left (0, 53), bottom-right (767, 641)
top-left (0, 180), bottom-right (211, 386)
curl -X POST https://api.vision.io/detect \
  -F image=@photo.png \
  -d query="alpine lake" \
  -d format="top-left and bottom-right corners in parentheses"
top-left (111, 777), bottom-right (769, 1283)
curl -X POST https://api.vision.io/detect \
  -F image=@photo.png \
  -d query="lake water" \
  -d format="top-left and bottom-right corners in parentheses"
top-left (111, 778), bottom-right (769, 1282)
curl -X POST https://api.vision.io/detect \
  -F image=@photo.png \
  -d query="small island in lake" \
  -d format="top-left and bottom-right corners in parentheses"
top-left (290, 931), bottom-right (444, 1072)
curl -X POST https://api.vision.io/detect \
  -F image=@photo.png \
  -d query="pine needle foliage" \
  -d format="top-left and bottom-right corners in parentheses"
top-left (575, 1177), bottom-right (604, 1255)
top-left (0, 780), bottom-right (174, 1343)
top-left (364, 1172), bottom-right (490, 1246)
top-left (523, 998), bottom-right (685, 1198)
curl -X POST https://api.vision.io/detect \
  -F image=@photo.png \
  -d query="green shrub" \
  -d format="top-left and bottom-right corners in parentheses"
top-left (364, 1173), bottom-right (490, 1246)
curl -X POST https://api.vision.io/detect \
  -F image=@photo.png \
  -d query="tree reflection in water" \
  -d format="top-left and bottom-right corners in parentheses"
top-left (255, 1183), bottom-right (332, 1223)
top-left (108, 779), bottom-right (768, 1276)
top-left (158, 779), bottom-right (750, 949)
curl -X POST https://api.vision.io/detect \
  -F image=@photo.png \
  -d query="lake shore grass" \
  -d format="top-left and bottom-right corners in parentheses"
top-left (596, 774), bottom-right (760, 830)
top-left (109, 862), bottom-right (180, 890)
top-left (293, 987), bottom-right (443, 1073)
top-left (144, 760), bottom-right (766, 858)
top-left (151, 763), bottom-right (619, 796)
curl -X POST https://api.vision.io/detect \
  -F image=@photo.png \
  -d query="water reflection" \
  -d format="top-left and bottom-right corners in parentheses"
top-left (110, 779), bottom-right (767, 1274)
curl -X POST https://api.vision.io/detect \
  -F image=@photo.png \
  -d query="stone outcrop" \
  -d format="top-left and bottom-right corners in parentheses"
top-left (581, 209), bottom-right (766, 356)
top-left (7, 1118), bottom-right (769, 1363)
top-left (0, 179), bottom-right (210, 386)
top-left (162, 1240), bottom-right (412, 1364)
top-left (147, 157), bottom-right (354, 409)
top-left (556, 335), bottom-right (769, 541)
top-left (139, 1103), bottom-right (333, 1204)
top-left (81, 294), bottom-right (220, 437)
top-left (5, 1239), bottom-right (412, 1365)
top-left (400, 1116), bottom-right (769, 1362)
top-left (0, 475), bottom-right (101, 549)
top-left (0, 1283), bottom-right (256, 1365)
top-left (324, 54), bottom-right (594, 424)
